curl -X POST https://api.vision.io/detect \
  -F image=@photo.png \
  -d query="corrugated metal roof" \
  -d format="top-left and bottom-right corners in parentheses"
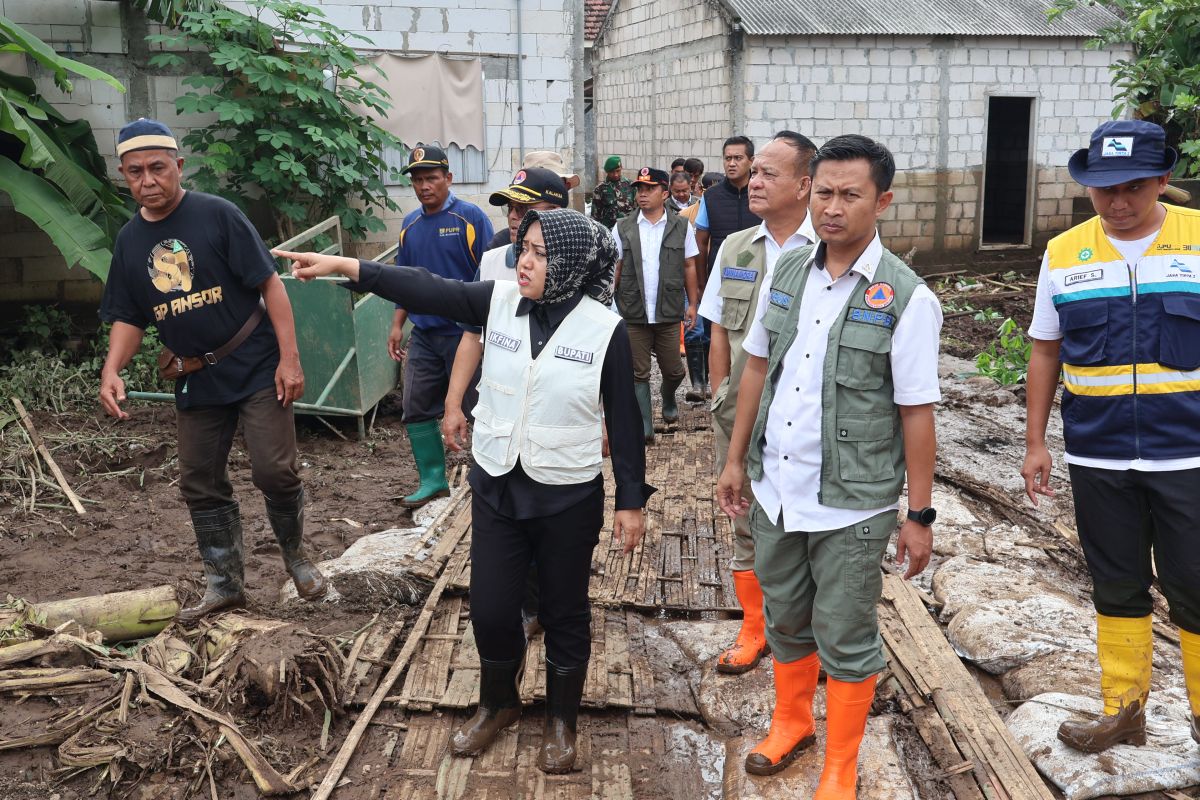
top-left (722, 0), bottom-right (1120, 37)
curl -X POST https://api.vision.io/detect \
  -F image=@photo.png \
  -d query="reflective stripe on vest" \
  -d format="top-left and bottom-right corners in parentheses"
top-left (1046, 205), bottom-right (1200, 459)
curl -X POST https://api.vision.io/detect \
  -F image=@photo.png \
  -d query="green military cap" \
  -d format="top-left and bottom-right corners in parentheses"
top-left (603, 155), bottom-right (621, 172)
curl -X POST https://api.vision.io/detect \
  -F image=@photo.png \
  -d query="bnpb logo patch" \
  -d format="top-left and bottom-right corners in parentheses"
top-left (640, 167), bottom-right (650, 176)
top-left (513, 170), bottom-right (527, 184)
top-left (864, 282), bottom-right (894, 309)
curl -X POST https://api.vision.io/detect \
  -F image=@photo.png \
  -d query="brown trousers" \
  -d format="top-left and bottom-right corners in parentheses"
top-left (626, 321), bottom-right (686, 385)
top-left (176, 386), bottom-right (301, 511)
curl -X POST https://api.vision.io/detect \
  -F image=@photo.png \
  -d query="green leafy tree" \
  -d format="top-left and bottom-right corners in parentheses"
top-left (0, 16), bottom-right (133, 280)
top-left (150, 0), bottom-right (401, 244)
top-left (1049, 0), bottom-right (1200, 176)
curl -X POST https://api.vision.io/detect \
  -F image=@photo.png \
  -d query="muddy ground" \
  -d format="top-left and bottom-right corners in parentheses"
top-left (2, 270), bottom-right (1196, 800)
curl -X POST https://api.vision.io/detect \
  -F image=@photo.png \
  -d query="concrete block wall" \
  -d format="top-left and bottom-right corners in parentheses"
top-left (591, 0), bottom-right (732, 179)
top-left (1, 0), bottom-right (578, 301)
top-left (259, 0), bottom-right (578, 252)
top-left (742, 34), bottom-right (1127, 260)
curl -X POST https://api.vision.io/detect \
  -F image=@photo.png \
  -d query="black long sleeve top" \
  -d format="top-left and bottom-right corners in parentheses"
top-left (346, 260), bottom-right (655, 518)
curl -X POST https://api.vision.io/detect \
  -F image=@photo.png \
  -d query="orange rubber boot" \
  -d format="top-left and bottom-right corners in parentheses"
top-left (717, 570), bottom-right (770, 674)
top-left (744, 653), bottom-right (821, 775)
top-left (814, 674), bottom-right (878, 800)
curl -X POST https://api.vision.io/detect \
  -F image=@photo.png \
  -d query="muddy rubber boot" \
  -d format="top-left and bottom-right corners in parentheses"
top-left (744, 653), bottom-right (821, 775)
top-left (634, 382), bottom-right (654, 444)
top-left (685, 342), bottom-right (706, 402)
top-left (538, 658), bottom-right (587, 774)
top-left (178, 503), bottom-right (247, 625)
top-left (452, 656), bottom-right (524, 756)
top-left (1181, 629), bottom-right (1200, 748)
top-left (813, 674), bottom-right (878, 799)
top-left (661, 375), bottom-right (683, 424)
top-left (717, 570), bottom-right (770, 674)
top-left (1058, 701), bottom-right (1147, 752)
top-left (1058, 614), bottom-right (1152, 753)
top-left (401, 419), bottom-right (450, 508)
top-left (265, 489), bottom-right (328, 601)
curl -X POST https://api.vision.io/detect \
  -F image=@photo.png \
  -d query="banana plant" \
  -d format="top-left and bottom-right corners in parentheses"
top-left (0, 16), bottom-right (132, 281)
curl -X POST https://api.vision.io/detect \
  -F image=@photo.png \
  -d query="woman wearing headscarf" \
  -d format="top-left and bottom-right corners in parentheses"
top-left (274, 209), bottom-right (652, 773)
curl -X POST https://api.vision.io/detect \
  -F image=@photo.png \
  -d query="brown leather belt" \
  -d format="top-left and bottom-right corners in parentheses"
top-left (157, 299), bottom-right (266, 381)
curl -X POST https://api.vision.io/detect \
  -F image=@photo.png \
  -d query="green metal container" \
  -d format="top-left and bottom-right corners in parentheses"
top-left (282, 274), bottom-right (400, 434)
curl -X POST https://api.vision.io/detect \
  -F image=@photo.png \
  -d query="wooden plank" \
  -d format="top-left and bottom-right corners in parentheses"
top-left (879, 575), bottom-right (1055, 800)
top-left (311, 538), bottom-right (472, 799)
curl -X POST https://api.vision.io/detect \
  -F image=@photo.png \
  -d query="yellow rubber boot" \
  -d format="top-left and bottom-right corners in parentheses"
top-left (1058, 614), bottom-right (1152, 752)
top-left (1180, 629), bottom-right (1200, 745)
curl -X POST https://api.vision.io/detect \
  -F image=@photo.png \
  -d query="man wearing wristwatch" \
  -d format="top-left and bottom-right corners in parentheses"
top-left (717, 135), bottom-right (941, 796)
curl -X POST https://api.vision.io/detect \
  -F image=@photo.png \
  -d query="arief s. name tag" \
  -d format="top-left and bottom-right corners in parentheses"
top-left (487, 331), bottom-right (521, 352)
top-left (1064, 269), bottom-right (1104, 287)
top-left (554, 346), bottom-right (594, 364)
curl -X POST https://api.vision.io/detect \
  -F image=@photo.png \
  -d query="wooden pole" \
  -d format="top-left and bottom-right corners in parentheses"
top-left (310, 542), bottom-right (470, 799)
top-left (11, 397), bottom-right (85, 515)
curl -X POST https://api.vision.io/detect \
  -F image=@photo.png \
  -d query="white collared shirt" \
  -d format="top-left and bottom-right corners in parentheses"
top-left (612, 211), bottom-right (700, 323)
top-left (742, 231), bottom-right (943, 532)
top-left (698, 213), bottom-right (818, 323)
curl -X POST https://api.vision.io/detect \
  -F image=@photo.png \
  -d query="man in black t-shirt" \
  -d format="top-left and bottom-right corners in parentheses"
top-left (99, 119), bottom-right (327, 622)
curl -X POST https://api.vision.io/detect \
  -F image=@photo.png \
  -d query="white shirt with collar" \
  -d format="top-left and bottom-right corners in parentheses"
top-left (698, 212), bottom-right (818, 324)
top-left (612, 210), bottom-right (700, 323)
top-left (742, 231), bottom-right (943, 532)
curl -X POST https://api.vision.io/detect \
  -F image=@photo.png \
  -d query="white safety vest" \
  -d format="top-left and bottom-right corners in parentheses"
top-left (472, 282), bottom-right (619, 485)
top-left (479, 245), bottom-right (515, 282)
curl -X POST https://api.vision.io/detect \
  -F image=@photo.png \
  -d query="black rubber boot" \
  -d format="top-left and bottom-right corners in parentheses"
top-left (265, 489), bottom-right (328, 601)
top-left (178, 503), bottom-right (246, 624)
top-left (537, 658), bottom-right (587, 774)
top-left (452, 656), bottom-right (525, 756)
top-left (702, 339), bottom-right (712, 398)
top-left (685, 342), bottom-right (706, 402)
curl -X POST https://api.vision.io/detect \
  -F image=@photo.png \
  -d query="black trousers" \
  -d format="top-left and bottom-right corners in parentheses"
top-left (469, 485), bottom-right (602, 667)
top-left (1069, 463), bottom-right (1200, 633)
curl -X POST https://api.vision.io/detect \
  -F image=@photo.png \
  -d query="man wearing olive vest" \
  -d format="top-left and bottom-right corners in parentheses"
top-left (613, 167), bottom-right (700, 442)
top-left (717, 135), bottom-right (942, 795)
top-left (1023, 119), bottom-right (1200, 754)
top-left (699, 130), bottom-right (818, 676)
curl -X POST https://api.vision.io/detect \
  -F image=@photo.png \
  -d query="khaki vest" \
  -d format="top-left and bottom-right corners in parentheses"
top-left (615, 212), bottom-right (689, 324)
top-left (745, 246), bottom-right (923, 509)
top-left (710, 226), bottom-right (768, 435)
top-left (472, 282), bottom-right (620, 485)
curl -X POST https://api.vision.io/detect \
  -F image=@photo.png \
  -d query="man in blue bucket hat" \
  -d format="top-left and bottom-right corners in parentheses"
top-left (1023, 118), bottom-right (1200, 754)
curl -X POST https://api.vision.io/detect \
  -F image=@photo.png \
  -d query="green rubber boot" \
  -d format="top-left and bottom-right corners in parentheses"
top-left (633, 381), bottom-right (654, 444)
top-left (401, 420), bottom-right (450, 508)
top-left (661, 375), bottom-right (683, 424)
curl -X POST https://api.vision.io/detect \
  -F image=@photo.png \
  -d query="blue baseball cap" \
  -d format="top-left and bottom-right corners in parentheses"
top-left (1067, 119), bottom-right (1177, 188)
top-left (117, 118), bottom-right (178, 157)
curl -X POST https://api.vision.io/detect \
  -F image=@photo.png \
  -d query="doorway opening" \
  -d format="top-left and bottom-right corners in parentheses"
top-left (981, 96), bottom-right (1034, 246)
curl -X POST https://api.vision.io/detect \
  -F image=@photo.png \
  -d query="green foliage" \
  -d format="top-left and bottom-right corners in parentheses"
top-left (975, 318), bottom-right (1033, 386)
top-left (973, 307), bottom-right (1003, 323)
top-left (1048, 0), bottom-right (1200, 176)
top-left (0, 16), bottom-right (133, 280)
top-left (0, 307), bottom-right (169, 413)
top-left (154, 0), bottom-right (402, 244)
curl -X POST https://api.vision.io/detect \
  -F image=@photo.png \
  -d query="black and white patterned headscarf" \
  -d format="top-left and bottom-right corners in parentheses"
top-left (515, 208), bottom-right (617, 307)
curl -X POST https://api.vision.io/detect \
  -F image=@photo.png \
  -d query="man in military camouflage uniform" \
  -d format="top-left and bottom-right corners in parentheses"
top-left (591, 155), bottom-right (634, 229)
